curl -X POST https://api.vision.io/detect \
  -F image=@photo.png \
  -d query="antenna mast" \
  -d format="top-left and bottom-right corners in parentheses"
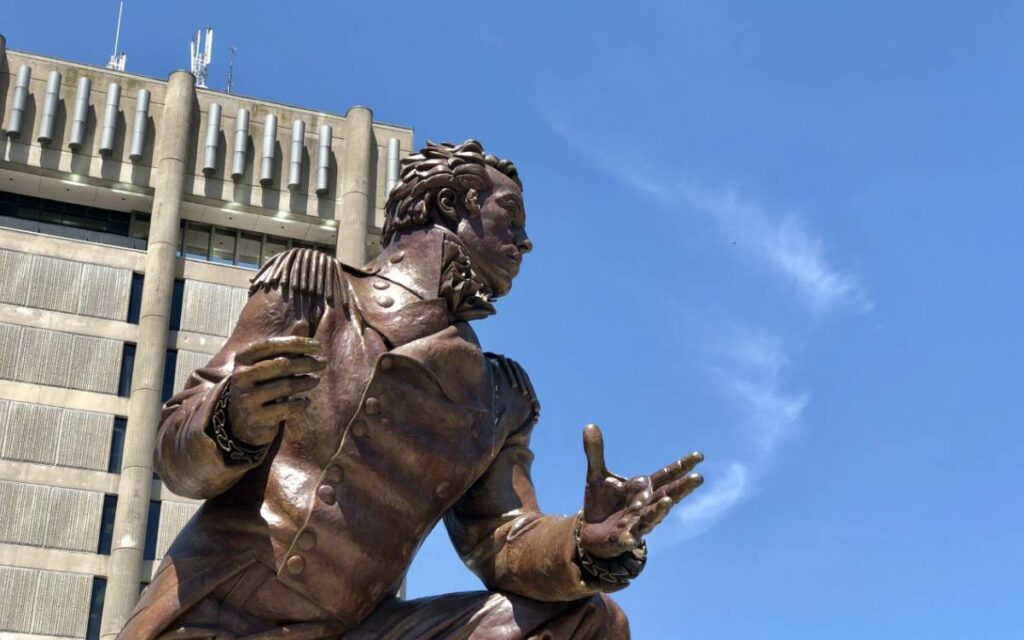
top-left (226, 46), bottom-right (237, 94)
top-left (190, 27), bottom-right (214, 88)
top-left (106, 0), bottom-right (127, 71)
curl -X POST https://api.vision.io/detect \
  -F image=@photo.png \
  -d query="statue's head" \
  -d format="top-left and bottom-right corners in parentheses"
top-left (382, 140), bottom-right (532, 298)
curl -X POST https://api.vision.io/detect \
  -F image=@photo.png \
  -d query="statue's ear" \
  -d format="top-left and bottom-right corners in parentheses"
top-left (437, 187), bottom-right (460, 222)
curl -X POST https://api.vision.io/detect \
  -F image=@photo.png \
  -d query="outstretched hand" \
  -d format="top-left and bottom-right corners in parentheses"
top-left (579, 424), bottom-right (704, 559)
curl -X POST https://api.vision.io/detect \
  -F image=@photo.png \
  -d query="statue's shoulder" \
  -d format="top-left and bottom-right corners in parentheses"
top-left (248, 248), bottom-right (348, 306)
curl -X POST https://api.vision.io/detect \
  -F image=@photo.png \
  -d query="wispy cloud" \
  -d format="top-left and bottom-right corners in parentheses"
top-left (667, 327), bottom-right (808, 538)
top-left (543, 112), bottom-right (872, 313)
top-left (717, 330), bottom-right (809, 454)
top-left (674, 461), bottom-right (749, 541)
top-left (541, 111), bottom-right (867, 542)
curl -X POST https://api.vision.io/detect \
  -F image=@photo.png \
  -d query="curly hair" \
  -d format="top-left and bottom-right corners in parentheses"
top-left (381, 140), bottom-right (521, 246)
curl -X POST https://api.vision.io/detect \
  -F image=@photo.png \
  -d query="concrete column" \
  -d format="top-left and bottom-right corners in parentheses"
top-left (336, 105), bottom-right (374, 266)
top-left (100, 70), bottom-right (195, 640)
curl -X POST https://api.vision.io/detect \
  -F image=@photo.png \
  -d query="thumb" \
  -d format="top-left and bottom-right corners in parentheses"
top-left (583, 424), bottom-right (608, 484)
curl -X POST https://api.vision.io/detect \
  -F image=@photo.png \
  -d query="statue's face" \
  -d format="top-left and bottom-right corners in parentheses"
top-left (456, 167), bottom-right (532, 298)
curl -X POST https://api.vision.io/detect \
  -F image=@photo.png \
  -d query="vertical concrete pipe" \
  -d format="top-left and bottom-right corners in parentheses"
top-left (99, 70), bottom-right (196, 640)
top-left (337, 106), bottom-right (373, 265)
top-left (288, 119), bottom-right (305, 190)
top-left (6, 64), bottom-right (30, 139)
top-left (259, 113), bottom-right (277, 186)
top-left (231, 107), bottom-right (250, 179)
top-left (202, 102), bottom-right (221, 175)
top-left (68, 76), bottom-right (91, 151)
top-left (129, 89), bottom-right (150, 161)
top-left (99, 82), bottom-right (121, 156)
top-left (315, 124), bottom-right (332, 196)
top-left (37, 70), bottom-right (62, 145)
top-left (385, 137), bottom-right (401, 195)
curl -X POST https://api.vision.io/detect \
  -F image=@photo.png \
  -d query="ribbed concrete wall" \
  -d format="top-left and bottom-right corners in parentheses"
top-left (0, 565), bottom-right (92, 637)
top-left (179, 280), bottom-right (249, 337)
top-left (0, 249), bottom-right (132, 320)
top-left (172, 349), bottom-right (212, 397)
top-left (0, 480), bottom-right (104, 552)
top-left (154, 500), bottom-right (200, 559)
top-left (0, 323), bottom-right (122, 393)
top-left (0, 400), bottom-right (114, 470)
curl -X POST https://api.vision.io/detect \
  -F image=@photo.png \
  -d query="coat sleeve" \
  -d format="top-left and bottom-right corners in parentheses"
top-left (443, 356), bottom-right (623, 602)
top-left (156, 249), bottom-right (342, 499)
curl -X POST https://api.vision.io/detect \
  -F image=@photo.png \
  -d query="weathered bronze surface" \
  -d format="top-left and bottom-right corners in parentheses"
top-left (121, 140), bottom-right (704, 639)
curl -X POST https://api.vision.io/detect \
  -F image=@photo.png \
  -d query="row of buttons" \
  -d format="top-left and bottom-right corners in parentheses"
top-left (286, 461), bottom-right (346, 574)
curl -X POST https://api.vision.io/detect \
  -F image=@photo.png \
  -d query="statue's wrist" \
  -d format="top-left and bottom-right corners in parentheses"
top-left (206, 378), bottom-right (268, 465)
top-left (573, 512), bottom-right (647, 587)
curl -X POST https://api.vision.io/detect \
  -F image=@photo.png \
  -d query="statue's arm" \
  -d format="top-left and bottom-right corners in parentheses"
top-left (156, 248), bottom-right (336, 499)
top-left (443, 357), bottom-right (618, 602)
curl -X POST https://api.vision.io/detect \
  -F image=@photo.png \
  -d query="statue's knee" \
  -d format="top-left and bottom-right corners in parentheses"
top-left (586, 593), bottom-right (630, 639)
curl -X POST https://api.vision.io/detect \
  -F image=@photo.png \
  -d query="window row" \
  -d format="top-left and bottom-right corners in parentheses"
top-left (177, 220), bottom-right (334, 269)
top-left (0, 190), bottom-right (149, 250)
top-left (0, 190), bottom-right (335, 267)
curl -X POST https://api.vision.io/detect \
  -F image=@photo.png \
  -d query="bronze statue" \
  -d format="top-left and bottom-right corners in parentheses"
top-left (120, 140), bottom-right (704, 639)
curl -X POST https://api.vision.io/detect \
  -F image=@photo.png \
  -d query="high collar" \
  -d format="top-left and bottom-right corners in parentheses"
top-left (366, 226), bottom-right (496, 322)
top-left (366, 227), bottom-right (446, 300)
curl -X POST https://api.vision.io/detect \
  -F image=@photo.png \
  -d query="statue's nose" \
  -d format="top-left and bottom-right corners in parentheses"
top-left (517, 234), bottom-right (533, 255)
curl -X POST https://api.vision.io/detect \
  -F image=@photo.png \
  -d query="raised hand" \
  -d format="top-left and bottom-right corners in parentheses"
top-left (579, 424), bottom-right (703, 559)
top-left (227, 336), bottom-right (325, 446)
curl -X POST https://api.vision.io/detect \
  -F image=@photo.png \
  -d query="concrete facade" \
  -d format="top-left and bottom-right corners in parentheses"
top-left (0, 36), bottom-right (413, 640)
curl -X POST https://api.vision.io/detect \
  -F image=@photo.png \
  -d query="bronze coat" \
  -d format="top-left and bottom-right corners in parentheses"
top-left (120, 247), bottom-right (609, 639)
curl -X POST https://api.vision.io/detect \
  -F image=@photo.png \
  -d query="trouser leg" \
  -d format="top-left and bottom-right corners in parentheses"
top-left (343, 590), bottom-right (629, 640)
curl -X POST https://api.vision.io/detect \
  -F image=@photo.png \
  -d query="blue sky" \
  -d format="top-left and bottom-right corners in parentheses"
top-left (6, 1), bottom-right (1023, 637)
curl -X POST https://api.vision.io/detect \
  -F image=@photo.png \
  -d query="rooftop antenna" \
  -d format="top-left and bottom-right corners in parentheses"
top-left (106, 0), bottom-right (127, 71)
top-left (226, 46), bottom-right (237, 94)
top-left (190, 27), bottom-right (214, 88)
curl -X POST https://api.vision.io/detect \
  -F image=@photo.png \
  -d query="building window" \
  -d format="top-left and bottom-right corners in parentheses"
top-left (130, 212), bottom-right (150, 242)
top-left (143, 501), bottom-right (162, 561)
top-left (238, 233), bottom-right (262, 269)
top-left (265, 236), bottom-right (288, 263)
top-left (211, 228), bottom-right (236, 265)
top-left (162, 350), bottom-right (178, 403)
top-left (86, 577), bottom-right (107, 640)
top-left (108, 417), bottom-right (127, 474)
top-left (169, 279), bottom-right (185, 331)
top-left (126, 273), bottom-right (144, 324)
top-left (177, 220), bottom-right (334, 270)
top-left (97, 495), bottom-right (117, 555)
top-left (118, 344), bottom-right (136, 397)
top-left (0, 190), bottom-right (149, 250)
top-left (182, 222), bottom-right (212, 261)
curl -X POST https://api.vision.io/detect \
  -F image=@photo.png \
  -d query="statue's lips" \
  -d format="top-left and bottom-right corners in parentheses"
top-left (503, 249), bottom-right (522, 273)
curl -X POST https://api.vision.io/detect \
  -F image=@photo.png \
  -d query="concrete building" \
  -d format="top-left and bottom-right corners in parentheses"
top-left (0, 35), bottom-right (413, 639)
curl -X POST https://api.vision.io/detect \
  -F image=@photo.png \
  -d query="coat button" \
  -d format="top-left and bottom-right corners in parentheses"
top-left (297, 531), bottom-right (317, 551)
top-left (286, 555), bottom-right (305, 575)
top-left (317, 484), bottom-right (336, 505)
top-left (375, 294), bottom-right (394, 308)
top-left (351, 420), bottom-right (367, 437)
top-left (373, 280), bottom-right (390, 290)
top-left (364, 398), bottom-right (381, 415)
top-left (379, 356), bottom-right (393, 370)
top-left (435, 482), bottom-right (451, 498)
top-left (389, 251), bottom-right (405, 264)
top-left (326, 465), bottom-right (344, 483)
